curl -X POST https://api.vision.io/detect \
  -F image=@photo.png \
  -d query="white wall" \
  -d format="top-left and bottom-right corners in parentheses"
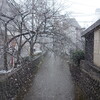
top-left (94, 29), bottom-right (100, 67)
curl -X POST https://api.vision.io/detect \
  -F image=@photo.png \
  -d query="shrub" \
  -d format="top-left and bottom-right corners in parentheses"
top-left (70, 50), bottom-right (85, 66)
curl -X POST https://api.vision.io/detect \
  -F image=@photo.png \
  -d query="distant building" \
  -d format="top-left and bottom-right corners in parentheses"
top-left (53, 17), bottom-right (84, 55)
top-left (65, 18), bottom-right (83, 45)
top-left (95, 8), bottom-right (100, 17)
top-left (94, 8), bottom-right (100, 22)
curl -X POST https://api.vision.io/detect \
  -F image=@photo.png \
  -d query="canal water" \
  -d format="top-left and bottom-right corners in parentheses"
top-left (16, 52), bottom-right (85, 100)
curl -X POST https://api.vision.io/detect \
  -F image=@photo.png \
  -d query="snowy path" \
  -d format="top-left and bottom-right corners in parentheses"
top-left (23, 52), bottom-right (75, 100)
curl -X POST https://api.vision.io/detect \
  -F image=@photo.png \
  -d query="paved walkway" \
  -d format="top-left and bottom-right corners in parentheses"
top-left (23, 52), bottom-right (75, 100)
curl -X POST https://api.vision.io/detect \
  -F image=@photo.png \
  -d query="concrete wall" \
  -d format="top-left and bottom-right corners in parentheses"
top-left (0, 52), bottom-right (46, 100)
top-left (94, 29), bottom-right (100, 67)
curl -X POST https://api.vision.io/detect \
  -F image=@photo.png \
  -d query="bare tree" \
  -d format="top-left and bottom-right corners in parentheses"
top-left (0, 0), bottom-right (83, 70)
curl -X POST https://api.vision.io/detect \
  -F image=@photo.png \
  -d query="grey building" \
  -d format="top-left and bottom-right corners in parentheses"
top-left (53, 17), bottom-right (84, 55)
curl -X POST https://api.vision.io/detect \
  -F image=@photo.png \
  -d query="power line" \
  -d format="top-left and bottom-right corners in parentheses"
top-left (67, 0), bottom-right (97, 7)
top-left (69, 13), bottom-right (99, 18)
top-left (78, 21), bottom-right (94, 23)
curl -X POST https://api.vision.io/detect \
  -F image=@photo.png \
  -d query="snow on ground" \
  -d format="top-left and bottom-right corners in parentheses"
top-left (0, 68), bottom-right (13, 74)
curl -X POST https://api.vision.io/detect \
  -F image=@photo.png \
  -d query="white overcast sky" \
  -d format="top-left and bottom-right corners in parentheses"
top-left (16, 0), bottom-right (100, 28)
top-left (58, 0), bottom-right (100, 27)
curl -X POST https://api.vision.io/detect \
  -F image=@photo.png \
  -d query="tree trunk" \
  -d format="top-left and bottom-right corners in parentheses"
top-left (30, 37), bottom-right (34, 58)
top-left (4, 24), bottom-right (8, 70)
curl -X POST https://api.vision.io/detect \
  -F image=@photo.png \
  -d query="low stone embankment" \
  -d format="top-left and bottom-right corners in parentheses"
top-left (70, 61), bottom-right (100, 100)
top-left (0, 52), bottom-right (46, 100)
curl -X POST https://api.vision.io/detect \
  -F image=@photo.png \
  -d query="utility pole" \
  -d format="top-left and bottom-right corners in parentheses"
top-left (30, 0), bottom-right (34, 57)
top-left (32, 0), bottom-right (34, 31)
top-left (52, 0), bottom-right (55, 51)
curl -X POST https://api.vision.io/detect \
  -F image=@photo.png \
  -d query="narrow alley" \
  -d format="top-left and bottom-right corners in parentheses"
top-left (23, 52), bottom-right (75, 100)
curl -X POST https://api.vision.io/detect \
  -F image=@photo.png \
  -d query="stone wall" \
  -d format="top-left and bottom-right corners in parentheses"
top-left (70, 60), bottom-right (100, 100)
top-left (0, 52), bottom-right (46, 100)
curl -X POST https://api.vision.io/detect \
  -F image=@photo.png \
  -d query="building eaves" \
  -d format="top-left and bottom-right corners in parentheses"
top-left (82, 19), bottom-right (100, 37)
